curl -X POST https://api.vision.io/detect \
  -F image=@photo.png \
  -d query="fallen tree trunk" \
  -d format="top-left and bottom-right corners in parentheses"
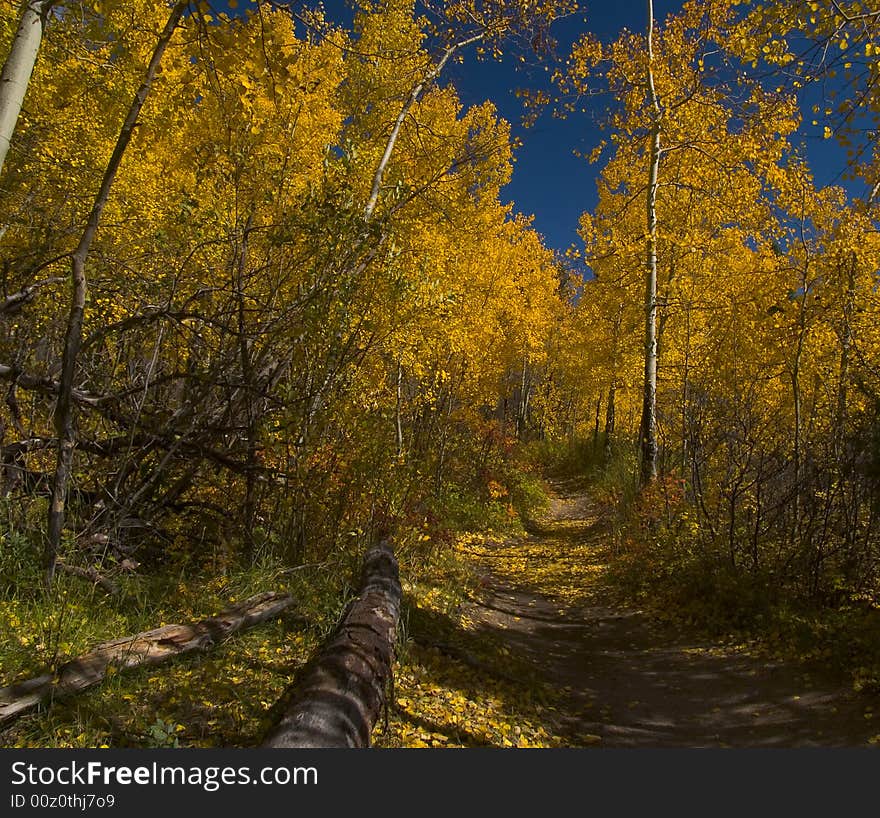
top-left (0, 591), bottom-right (293, 726)
top-left (262, 541), bottom-right (401, 748)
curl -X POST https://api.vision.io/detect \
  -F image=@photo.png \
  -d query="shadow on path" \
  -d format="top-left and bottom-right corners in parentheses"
top-left (461, 480), bottom-right (880, 748)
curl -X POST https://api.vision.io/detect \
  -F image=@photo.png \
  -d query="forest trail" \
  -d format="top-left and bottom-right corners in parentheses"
top-left (461, 478), bottom-right (879, 748)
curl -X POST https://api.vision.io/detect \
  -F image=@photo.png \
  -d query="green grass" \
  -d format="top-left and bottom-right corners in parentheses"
top-left (0, 463), bottom-right (534, 747)
top-left (0, 533), bottom-right (354, 748)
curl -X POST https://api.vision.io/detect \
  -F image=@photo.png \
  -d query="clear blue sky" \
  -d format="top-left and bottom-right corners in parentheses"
top-left (215, 0), bottom-right (854, 256)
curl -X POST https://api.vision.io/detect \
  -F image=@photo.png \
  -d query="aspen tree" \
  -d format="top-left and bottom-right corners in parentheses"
top-left (0, 0), bottom-right (54, 177)
top-left (640, 0), bottom-right (661, 486)
top-left (46, 1), bottom-right (189, 587)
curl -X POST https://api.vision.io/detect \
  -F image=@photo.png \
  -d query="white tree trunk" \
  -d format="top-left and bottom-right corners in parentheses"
top-left (363, 32), bottom-right (483, 221)
top-left (639, 0), bottom-right (661, 487)
top-left (0, 0), bottom-right (54, 177)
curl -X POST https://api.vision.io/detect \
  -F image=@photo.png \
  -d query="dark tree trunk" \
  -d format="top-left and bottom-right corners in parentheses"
top-left (262, 541), bottom-right (401, 748)
top-left (604, 381), bottom-right (616, 464)
top-left (45, 0), bottom-right (188, 587)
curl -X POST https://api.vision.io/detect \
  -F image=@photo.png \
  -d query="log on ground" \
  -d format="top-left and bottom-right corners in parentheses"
top-left (262, 541), bottom-right (401, 748)
top-left (0, 591), bottom-right (293, 726)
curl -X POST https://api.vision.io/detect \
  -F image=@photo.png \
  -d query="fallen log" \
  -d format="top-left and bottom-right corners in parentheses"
top-left (0, 591), bottom-right (293, 726)
top-left (262, 541), bottom-right (401, 748)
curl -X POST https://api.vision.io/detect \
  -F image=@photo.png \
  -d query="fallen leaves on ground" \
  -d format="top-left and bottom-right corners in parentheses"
top-left (373, 520), bottom-right (611, 749)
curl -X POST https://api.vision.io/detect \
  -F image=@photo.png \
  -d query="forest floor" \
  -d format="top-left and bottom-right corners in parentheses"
top-left (409, 476), bottom-right (880, 748)
top-left (5, 475), bottom-right (879, 749)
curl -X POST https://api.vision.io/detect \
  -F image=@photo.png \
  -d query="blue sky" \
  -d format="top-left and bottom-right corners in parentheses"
top-left (215, 0), bottom-right (856, 256)
top-left (445, 0), bottom-right (684, 255)
top-left (441, 0), bottom-right (856, 255)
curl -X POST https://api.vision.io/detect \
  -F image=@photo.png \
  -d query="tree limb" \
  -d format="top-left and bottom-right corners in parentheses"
top-left (0, 591), bottom-right (294, 727)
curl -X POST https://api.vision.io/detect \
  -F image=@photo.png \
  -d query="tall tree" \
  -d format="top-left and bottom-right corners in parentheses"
top-left (640, 0), bottom-right (662, 486)
top-left (559, 0), bottom-right (797, 481)
top-left (45, 0), bottom-right (189, 587)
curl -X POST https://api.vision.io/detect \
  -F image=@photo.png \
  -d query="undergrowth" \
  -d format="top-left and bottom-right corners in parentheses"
top-left (374, 529), bottom-right (572, 748)
top-left (373, 458), bottom-right (573, 747)
top-left (576, 437), bottom-right (880, 695)
top-left (0, 442), bottom-right (552, 748)
top-left (0, 546), bottom-right (346, 748)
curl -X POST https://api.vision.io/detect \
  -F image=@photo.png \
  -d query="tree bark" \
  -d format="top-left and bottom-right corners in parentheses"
top-left (604, 305), bottom-right (623, 464)
top-left (0, 0), bottom-right (55, 177)
top-left (55, 560), bottom-right (119, 595)
top-left (604, 381), bottom-right (616, 463)
top-left (45, 1), bottom-right (188, 587)
top-left (235, 214), bottom-right (257, 544)
top-left (0, 591), bottom-right (293, 726)
top-left (791, 264), bottom-right (808, 543)
top-left (262, 540), bottom-right (401, 748)
top-left (639, 0), bottom-right (661, 488)
top-left (680, 302), bottom-right (691, 479)
top-left (395, 359), bottom-right (404, 458)
top-left (516, 352), bottom-right (529, 439)
top-left (834, 251), bottom-right (855, 464)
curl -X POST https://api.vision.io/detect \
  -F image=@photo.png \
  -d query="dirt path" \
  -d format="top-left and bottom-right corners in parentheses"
top-left (462, 479), bottom-right (880, 747)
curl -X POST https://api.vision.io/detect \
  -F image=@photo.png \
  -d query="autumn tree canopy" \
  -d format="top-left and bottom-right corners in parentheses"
top-left (0, 2), bottom-right (879, 743)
